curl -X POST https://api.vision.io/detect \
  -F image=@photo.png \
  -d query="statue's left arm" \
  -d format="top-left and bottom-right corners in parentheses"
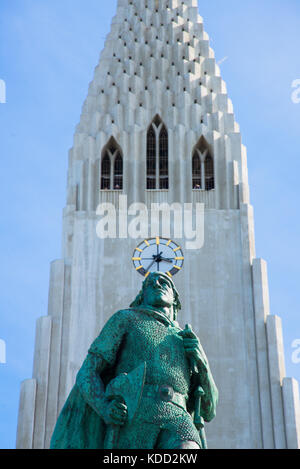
top-left (194, 361), bottom-right (218, 423)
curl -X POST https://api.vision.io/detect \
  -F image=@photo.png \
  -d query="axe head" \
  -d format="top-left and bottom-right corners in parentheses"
top-left (105, 362), bottom-right (146, 422)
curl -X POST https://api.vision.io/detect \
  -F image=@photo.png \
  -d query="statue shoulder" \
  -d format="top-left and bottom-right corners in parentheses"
top-left (88, 309), bottom-right (133, 359)
top-left (95, 309), bottom-right (132, 337)
top-left (114, 308), bottom-right (134, 316)
top-left (110, 308), bottom-right (135, 323)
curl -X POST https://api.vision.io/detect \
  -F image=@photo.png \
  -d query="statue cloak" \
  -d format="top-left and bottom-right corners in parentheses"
top-left (50, 384), bottom-right (106, 449)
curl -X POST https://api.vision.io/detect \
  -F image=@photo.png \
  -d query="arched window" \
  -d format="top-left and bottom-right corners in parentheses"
top-left (147, 116), bottom-right (169, 189)
top-left (192, 153), bottom-right (202, 189)
top-left (101, 138), bottom-right (123, 190)
top-left (192, 137), bottom-right (215, 191)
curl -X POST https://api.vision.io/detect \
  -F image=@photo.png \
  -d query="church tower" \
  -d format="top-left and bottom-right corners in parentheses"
top-left (16, 0), bottom-right (300, 449)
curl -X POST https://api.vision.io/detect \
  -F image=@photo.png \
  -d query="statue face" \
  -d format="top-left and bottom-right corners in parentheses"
top-left (143, 273), bottom-right (175, 315)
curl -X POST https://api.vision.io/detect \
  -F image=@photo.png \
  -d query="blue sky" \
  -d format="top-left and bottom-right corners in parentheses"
top-left (0, 0), bottom-right (300, 449)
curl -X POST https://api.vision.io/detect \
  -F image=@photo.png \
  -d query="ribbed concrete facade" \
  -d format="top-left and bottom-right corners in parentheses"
top-left (17, 0), bottom-right (300, 449)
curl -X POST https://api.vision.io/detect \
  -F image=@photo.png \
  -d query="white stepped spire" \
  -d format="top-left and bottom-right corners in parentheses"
top-left (76, 0), bottom-right (236, 140)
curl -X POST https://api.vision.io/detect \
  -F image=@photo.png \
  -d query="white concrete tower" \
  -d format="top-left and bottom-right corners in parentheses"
top-left (17, 0), bottom-right (300, 449)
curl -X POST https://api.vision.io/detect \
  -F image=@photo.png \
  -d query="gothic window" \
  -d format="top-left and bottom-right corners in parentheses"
top-left (192, 153), bottom-right (202, 189)
top-left (147, 116), bottom-right (169, 190)
top-left (192, 137), bottom-right (215, 191)
top-left (101, 139), bottom-right (123, 190)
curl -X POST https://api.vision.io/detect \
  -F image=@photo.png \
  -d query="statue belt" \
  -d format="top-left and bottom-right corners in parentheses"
top-left (143, 384), bottom-right (188, 410)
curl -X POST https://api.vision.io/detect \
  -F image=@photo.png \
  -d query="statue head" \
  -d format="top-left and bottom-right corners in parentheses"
top-left (130, 272), bottom-right (181, 321)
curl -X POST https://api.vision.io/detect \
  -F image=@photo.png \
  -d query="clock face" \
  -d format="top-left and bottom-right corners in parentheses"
top-left (132, 237), bottom-right (184, 278)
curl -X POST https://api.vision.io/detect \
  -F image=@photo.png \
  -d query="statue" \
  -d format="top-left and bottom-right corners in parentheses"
top-left (50, 272), bottom-right (218, 449)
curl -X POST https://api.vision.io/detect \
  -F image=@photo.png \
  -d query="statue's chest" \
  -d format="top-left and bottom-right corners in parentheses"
top-left (118, 315), bottom-right (190, 390)
top-left (125, 318), bottom-right (184, 364)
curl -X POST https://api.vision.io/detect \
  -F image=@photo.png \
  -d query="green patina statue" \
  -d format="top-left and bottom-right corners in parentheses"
top-left (50, 272), bottom-right (218, 449)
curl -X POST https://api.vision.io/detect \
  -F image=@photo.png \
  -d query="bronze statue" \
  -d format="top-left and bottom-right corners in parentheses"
top-left (50, 272), bottom-right (218, 449)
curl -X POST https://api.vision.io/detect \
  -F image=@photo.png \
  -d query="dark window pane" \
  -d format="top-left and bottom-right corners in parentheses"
top-left (205, 155), bottom-right (214, 190)
top-left (101, 153), bottom-right (111, 190)
top-left (147, 177), bottom-right (156, 189)
top-left (102, 154), bottom-right (110, 175)
top-left (114, 152), bottom-right (123, 190)
top-left (192, 153), bottom-right (202, 189)
top-left (147, 126), bottom-right (156, 185)
top-left (159, 126), bottom-right (168, 188)
top-left (160, 177), bottom-right (169, 189)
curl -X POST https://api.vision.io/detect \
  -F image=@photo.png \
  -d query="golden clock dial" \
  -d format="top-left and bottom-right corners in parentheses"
top-left (132, 237), bottom-right (184, 278)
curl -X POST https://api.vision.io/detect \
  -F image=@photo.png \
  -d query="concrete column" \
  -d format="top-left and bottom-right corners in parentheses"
top-left (80, 159), bottom-right (88, 211)
top-left (182, 131), bottom-right (192, 204)
top-left (32, 316), bottom-right (52, 448)
top-left (239, 204), bottom-right (261, 447)
top-left (232, 160), bottom-right (239, 210)
top-left (137, 130), bottom-right (147, 205)
top-left (266, 315), bottom-right (287, 448)
top-left (57, 262), bottom-right (72, 415)
top-left (16, 379), bottom-right (37, 449)
top-left (87, 159), bottom-right (94, 211)
top-left (93, 159), bottom-right (100, 211)
top-left (240, 203), bottom-right (256, 263)
top-left (252, 259), bottom-right (275, 448)
top-left (282, 378), bottom-right (300, 449)
top-left (214, 132), bottom-right (226, 210)
top-left (177, 125), bottom-right (186, 204)
top-left (169, 129), bottom-right (176, 203)
top-left (44, 260), bottom-right (66, 449)
top-left (122, 131), bottom-right (130, 200)
top-left (239, 182), bottom-right (250, 205)
top-left (133, 130), bottom-right (144, 204)
top-left (125, 132), bottom-right (135, 206)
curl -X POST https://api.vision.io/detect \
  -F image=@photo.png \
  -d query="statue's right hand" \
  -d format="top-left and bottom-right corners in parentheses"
top-left (102, 399), bottom-right (128, 427)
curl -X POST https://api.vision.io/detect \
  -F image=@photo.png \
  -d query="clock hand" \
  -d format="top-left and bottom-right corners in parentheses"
top-left (160, 257), bottom-right (174, 264)
top-left (146, 259), bottom-right (156, 272)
